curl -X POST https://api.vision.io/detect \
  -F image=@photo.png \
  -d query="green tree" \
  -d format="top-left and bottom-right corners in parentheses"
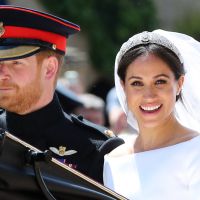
top-left (176, 12), bottom-right (200, 40)
top-left (41, 0), bottom-right (157, 79)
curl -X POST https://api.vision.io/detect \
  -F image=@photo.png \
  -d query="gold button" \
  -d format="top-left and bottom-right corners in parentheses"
top-left (52, 44), bottom-right (57, 50)
top-left (0, 22), bottom-right (5, 37)
top-left (104, 129), bottom-right (115, 137)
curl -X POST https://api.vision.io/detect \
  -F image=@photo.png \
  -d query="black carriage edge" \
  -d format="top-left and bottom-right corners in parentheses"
top-left (0, 128), bottom-right (127, 200)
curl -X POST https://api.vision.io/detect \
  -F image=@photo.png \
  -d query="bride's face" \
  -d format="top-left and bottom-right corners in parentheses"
top-left (122, 53), bottom-right (184, 129)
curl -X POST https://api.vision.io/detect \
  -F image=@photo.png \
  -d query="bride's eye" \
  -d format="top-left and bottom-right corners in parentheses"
top-left (131, 81), bottom-right (143, 86)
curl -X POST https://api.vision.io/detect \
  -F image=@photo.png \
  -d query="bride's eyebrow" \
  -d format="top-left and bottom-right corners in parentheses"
top-left (128, 74), bottom-right (170, 81)
top-left (154, 74), bottom-right (170, 79)
top-left (128, 76), bottom-right (142, 80)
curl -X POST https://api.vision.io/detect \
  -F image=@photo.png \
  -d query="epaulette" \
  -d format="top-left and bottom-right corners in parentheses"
top-left (70, 114), bottom-right (115, 139)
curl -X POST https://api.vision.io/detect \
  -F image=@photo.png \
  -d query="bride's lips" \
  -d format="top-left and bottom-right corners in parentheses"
top-left (140, 104), bottom-right (162, 113)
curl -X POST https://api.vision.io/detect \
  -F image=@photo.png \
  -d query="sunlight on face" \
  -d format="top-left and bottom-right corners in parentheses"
top-left (0, 55), bottom-right (43, 114)
top-left (123, 54), bottom-right (183, 129)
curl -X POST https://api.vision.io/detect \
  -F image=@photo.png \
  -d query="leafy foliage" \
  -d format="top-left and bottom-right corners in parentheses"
top-left (41, 0), bottom-right (157, 79)
top-left (176, 12), bottom-right (200, 40)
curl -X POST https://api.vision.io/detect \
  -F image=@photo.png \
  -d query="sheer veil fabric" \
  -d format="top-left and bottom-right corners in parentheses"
top-left (115, 29), bottom-right (200, 132)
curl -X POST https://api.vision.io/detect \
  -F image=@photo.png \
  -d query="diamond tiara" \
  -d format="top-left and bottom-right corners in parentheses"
top-left (118, 31), bottom-right (183, 64)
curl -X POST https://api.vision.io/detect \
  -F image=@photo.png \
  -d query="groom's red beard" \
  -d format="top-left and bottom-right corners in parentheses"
top-left (0, 75), bottom-right (42, 114)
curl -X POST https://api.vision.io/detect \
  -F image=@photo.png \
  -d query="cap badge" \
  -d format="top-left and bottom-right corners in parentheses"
top-left (49, 146), bottom-right (77, 156)
top-left (0, 22), bottom-right (5, 37)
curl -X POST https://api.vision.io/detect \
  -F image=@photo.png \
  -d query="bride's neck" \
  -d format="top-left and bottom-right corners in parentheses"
top-left (134, 116), bottom-right (182, 152)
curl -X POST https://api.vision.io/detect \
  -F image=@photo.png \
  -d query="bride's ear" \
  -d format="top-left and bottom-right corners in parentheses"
top-left (177, 75), bottom-right (184, 94)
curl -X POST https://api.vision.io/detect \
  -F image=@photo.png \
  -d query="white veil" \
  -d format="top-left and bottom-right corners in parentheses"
top-left (115, 29), bottom-right (200, 132)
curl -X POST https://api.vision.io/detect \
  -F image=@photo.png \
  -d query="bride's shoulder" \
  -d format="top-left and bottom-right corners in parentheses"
top-left (107, 136), bottom-right (136, 157)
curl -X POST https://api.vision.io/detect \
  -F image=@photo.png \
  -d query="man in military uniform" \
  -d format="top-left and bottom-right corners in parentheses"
top-left (0, 5), bottom-right (124, 184)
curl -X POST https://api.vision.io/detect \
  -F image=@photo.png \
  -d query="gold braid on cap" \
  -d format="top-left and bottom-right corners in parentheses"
top-left (117, 31), bottom-right (183, 64)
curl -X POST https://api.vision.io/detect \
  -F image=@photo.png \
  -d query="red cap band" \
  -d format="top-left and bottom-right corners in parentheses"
top-left (2, 26), bottom-right (67, 52)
